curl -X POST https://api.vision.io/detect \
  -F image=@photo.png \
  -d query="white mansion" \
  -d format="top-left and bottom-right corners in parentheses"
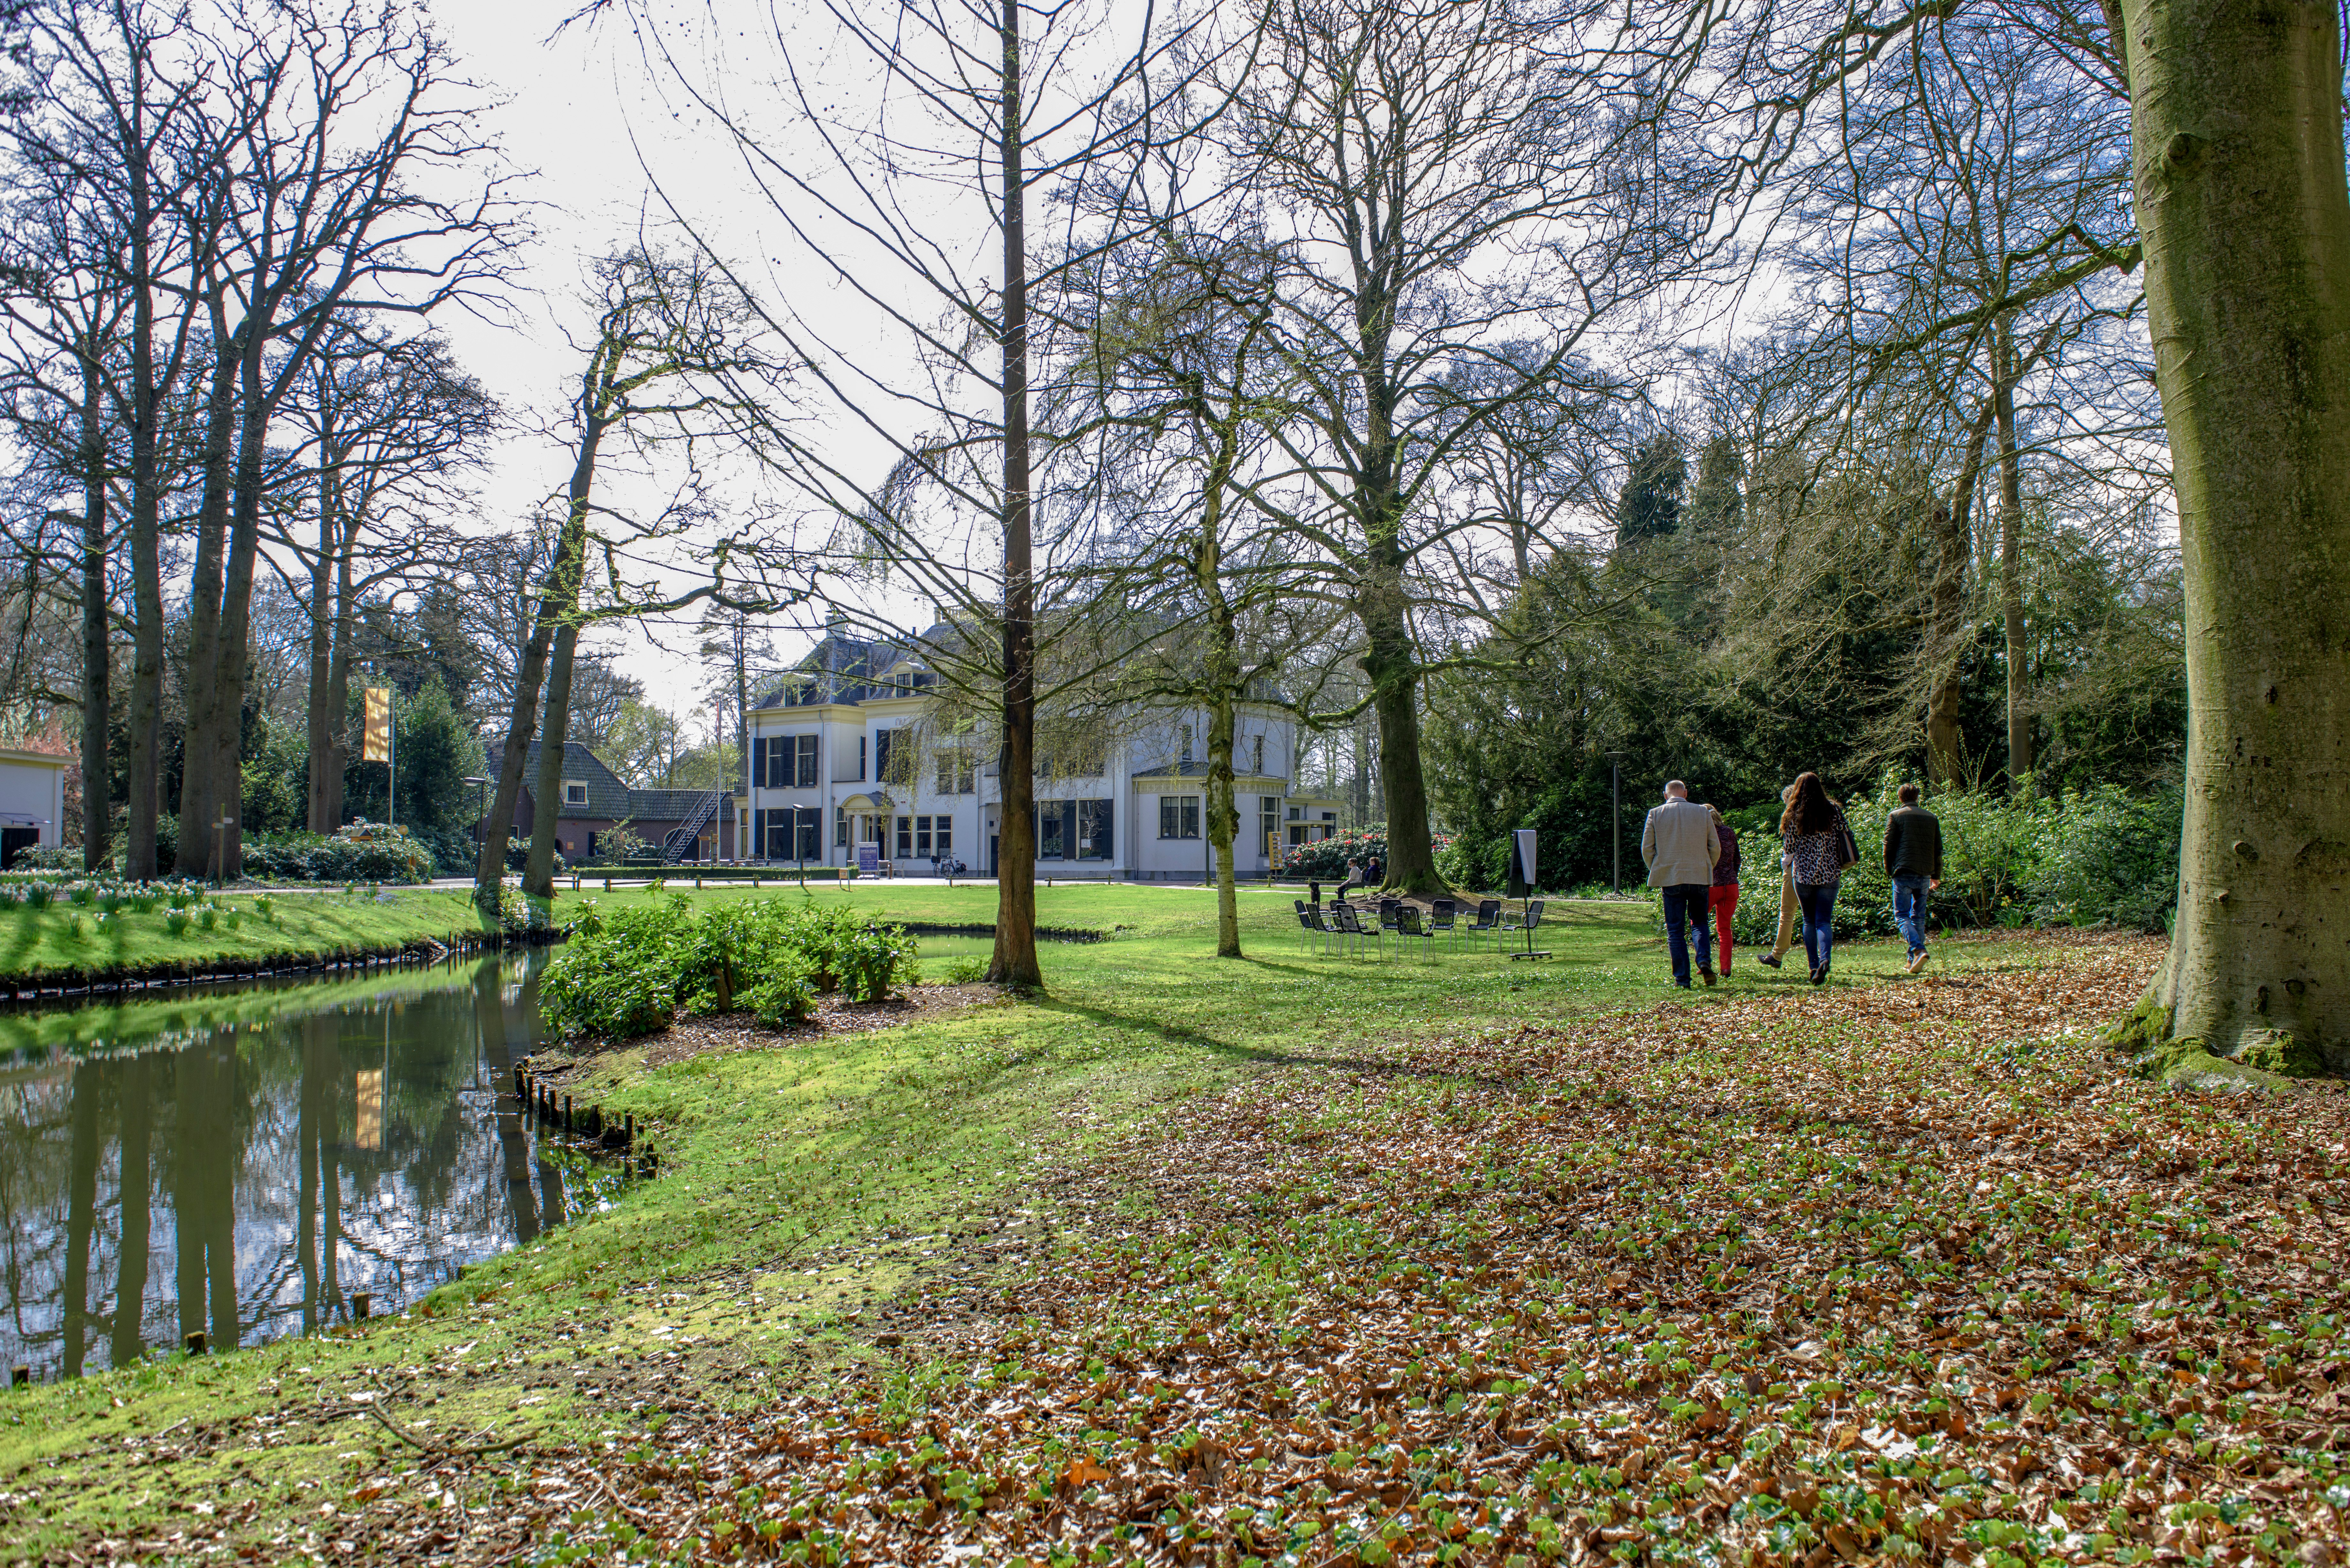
top-left (733, 630), bottom-right (1341, 879)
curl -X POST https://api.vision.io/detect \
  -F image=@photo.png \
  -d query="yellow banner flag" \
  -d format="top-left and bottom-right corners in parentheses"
top-left (362, 687), bottom-right (391, 762)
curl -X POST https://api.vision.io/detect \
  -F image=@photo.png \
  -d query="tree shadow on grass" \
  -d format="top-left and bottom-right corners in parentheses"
top-left (1027, 969), bottom-right (1532, 1088)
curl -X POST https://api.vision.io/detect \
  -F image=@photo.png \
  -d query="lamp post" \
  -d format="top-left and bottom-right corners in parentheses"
top-left (1606, 751), bottom-right (1626, 896)
top-left (462, 776), bottom-right (489, 862)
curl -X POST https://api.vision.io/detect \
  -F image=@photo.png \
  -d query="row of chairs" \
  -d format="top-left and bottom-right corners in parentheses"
top-left (1293, 896), bottom-right (1547, 960)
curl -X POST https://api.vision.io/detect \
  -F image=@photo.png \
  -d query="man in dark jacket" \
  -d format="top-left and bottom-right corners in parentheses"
top-left (1883, 782), bottom-right (1943, 973)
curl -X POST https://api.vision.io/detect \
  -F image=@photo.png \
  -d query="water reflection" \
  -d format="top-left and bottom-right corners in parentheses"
top-left (0, 951), bottom-right (619, 1379)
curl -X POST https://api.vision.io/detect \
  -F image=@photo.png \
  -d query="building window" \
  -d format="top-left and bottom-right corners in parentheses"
top-left (563, 780), bottom-right (588, 806)
top-left (1251, 734), bottom-right (1265, 774)
top-left (835, 806), bottom-right (849, 847)
top-left (1037, 804), bottom-right (1065, 859)
top-left (1159, 795), bottom-right (1200, 839)
top-left (1076, 799), bottom-right (1111, 861)
top-left (794, 734), bottom-right (819, 788)
top-left (796, 807), bottom-right (821, 862)
top-left (896, 815), bottom-right (914, 858)
top-left (876, 729), bottom-right (904, 784)
top-left (936, 752), bottom-right (975, 795)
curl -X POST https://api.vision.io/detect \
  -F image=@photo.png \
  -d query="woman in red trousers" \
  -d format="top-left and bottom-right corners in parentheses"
top-left (1705, 804), bottom-right (1741, 974)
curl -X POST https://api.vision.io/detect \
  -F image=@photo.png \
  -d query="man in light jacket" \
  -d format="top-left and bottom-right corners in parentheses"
top-left (1642, 780), bottom-right (1722, 988)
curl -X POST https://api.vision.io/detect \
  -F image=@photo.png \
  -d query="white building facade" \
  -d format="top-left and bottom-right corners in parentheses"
top-left (0, 747), bottom-right (67, 867)
top-left (735, 635), bottom-right (1340, 879)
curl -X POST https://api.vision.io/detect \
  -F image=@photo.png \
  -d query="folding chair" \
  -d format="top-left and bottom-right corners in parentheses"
top-left (1428, 898), bottom-right (1458, 951)
top-left (1466, 898), bottom-right (1505, 953)
top-left (1332, 901), bottom-right (1375, 959)
top-left (1293, 899), bottom-right (1321, 954)
top-left (1394, 903), bottom-right (1438, 961)
top-left (1376, 899), bottom-right (1403, 961)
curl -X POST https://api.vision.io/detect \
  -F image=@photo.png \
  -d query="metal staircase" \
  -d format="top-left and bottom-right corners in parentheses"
top-left (662, 790), bottom-right (723, 863)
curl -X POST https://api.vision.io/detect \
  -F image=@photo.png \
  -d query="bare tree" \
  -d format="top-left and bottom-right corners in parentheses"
top-left (570, 0), bottom-right (1237, 987)
top-left (2, 0), bottom-right (246, 878)
top-left (477, 245), bottom-right (792, 907)
top-left (1215, 0), bottom-right (1709, 896)
top-left (272, 325), bottom-right (494, 831)
top-left (173, 0), bottom-right (524, 881)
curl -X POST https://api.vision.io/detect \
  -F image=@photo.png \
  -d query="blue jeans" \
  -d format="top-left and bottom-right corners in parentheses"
top-left (1891, 874), bottom-right (1930, 955)
top-left (1661, 883), bottom-right (1714, 985)
top-left (1796, 881), bottom-right (1838, 972)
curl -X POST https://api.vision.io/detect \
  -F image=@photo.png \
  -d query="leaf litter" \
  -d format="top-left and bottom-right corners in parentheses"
top-left (320, 934), bottom-right (2350, 1565)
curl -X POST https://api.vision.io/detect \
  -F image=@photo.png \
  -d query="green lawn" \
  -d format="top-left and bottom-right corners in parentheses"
top-left (0, 887), bottom-right (501, 984)
top-left (0, 884), bottom-right (1954, 1560)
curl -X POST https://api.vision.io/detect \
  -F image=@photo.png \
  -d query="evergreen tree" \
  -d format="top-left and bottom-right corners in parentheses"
top-left (1613, 431), bottom-right (1687, 547)
top-left (1687, 433), bottom-right (1745, 534)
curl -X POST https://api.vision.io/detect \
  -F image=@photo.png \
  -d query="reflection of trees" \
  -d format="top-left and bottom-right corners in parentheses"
top-left (63, 1062), bottom-right (97, 1375)
top-left (476, 960), bottom-right (538, 1245)
top-left (0, 952), bottom-right (584, 1377)
top-left (113, 1056), bottom-right (150, 1367)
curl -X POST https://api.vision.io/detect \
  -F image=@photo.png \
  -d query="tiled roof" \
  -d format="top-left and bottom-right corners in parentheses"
top-left (626, 787), bottom-right (724, 823)
top-left (512, 739), bottom-right (632, 819)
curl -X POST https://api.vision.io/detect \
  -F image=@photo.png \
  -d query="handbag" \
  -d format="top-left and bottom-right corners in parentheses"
top-left (1835, 813), bottom-right (1861, 871)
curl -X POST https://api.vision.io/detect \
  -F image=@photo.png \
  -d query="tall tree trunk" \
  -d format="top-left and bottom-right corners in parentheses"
top-left (1993, 317), bottom-right (2033, 793)
top-left (123, 157), bottom-right (164, 883)
top-left (180, 324), bottom-right (268, 879)
top-left (1206, 686), bottom-right (1241, 957)
top-left (525, 623), bottom-right (580, 900)
top-left (113, 1055), bottom-right (150, 1367)
top-left (989, 0), bottom-right (1042, 989)
top-left (1196, 409), bottom-right (1246, 958)
top-left (1925, 407), bottom-right (1997, 784)
top-left (474, 513), bottom-right (590, 912)
top-left (175, 320), bottom-right (240, 878)
top-left (305, 449), bottom-right (352, 833)
top-left (77, 347), bottom-right (109, 871)
top-left (2120, 0), bottom-right (2350, 1070)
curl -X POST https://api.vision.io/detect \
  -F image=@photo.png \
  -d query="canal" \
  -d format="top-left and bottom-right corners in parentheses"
top-left (0, 951), bottom-right (624, 1381)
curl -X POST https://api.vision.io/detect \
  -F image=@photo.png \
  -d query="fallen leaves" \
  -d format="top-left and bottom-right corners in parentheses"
top-left (331, 932), bottom-right (2350, 1565)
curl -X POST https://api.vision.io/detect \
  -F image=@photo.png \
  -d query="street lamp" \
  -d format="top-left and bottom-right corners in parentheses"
top-left (1605, 751), bottom-right (1626, 897)
top-left (462, 776), bottom-right (489, 862)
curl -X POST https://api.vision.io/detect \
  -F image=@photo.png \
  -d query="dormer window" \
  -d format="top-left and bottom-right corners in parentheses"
top-left (563, 780), bottom-right (588, 806)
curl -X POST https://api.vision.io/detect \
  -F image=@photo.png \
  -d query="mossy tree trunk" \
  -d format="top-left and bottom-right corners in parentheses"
top-left (2122, 0), bottom-right (2350, 1070)
top-left (987, 0), bottom-right (1043, 989)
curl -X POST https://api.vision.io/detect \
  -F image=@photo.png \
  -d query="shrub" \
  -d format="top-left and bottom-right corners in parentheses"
top-left (746, 958), bottom-right (817, 1026)
top-left (536, 893), bottom-right (922, 1040)
top-left (241, 823), bottom-right (435, 884)
top-left (13, 845), bottom-right (81, 872)
top-left (944, 955), bottom-right (988, 984)
top-left (833, 919), bottom-right (920, 1001)
top-left (1725, 779), bottom-right (2180, 945)
top-left (539, 929), bottom-right (680, 1039)
top-left (1279, 825), bottom-right (1454, 884)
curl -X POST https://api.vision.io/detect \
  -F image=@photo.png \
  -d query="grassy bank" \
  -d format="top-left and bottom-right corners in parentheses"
top-left (0, 887), bottom-right (503, 985)
top-left (0, 890), bottom-right (1713, 1558)
top-left (11, 890), bottom-right (2325, 1566)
